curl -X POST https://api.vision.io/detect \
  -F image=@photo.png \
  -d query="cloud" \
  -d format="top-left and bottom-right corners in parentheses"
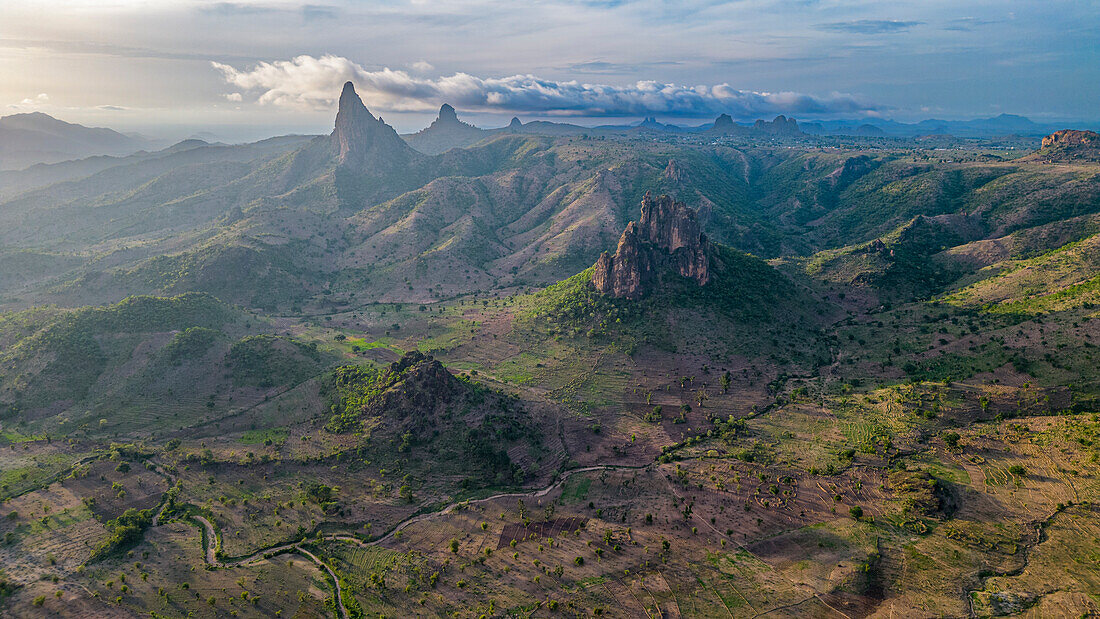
top-left (301, 4), bottom-right (339, 21)
top-left (212, 54), bottom-right (882, 118)
top-left (20, 93), bottom-right (49, 105)
top-left (411, 60), bottom-right (434, 72)
top-left (96, 104), bottom-right (128, 111)
top-left (200, 2), bottom-right (279, 17)
top-left (944, 17), bottom-right (999, 32)
top-left (224, 92), bottom-right (244, 102)
top-left (817, 20), bottom-right (923, 35)
top-left (0, 38), bottom-right (255, 63)
top-left (567, 60), bottom-right (682, 75)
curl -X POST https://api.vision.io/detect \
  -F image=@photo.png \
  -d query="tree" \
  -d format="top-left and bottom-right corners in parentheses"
top-left (399, 484), bottom-right (414, 503)
top-left (849, 506), bottom-right (863, 519)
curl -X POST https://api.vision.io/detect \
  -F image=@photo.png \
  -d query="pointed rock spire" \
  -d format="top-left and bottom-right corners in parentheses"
top-left (592, 193), bottom-right (711, 299)
top-left (330, 81), bottom-right (412, 165)
top-left (335, 82), bottom-right (374, 125)
top-left (437, 103), bottom-right (458, 124)
top-left (508, 117), bottom-right (522, 130)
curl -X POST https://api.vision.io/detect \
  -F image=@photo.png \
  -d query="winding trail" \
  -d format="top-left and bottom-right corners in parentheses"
top-left (169, 464), bottom-right (648, 619)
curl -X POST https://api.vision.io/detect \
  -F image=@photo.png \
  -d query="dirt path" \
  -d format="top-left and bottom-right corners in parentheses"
top-left (369, 463), bottom-right (648, 544)
top-left (170, 464), bottom-right (648, 619)
top-left (297, 546), bottom-right (348, 619)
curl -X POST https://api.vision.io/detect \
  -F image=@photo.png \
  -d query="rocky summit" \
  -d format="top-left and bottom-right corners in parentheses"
top-left (331, 81), bottom-right (415, 166)
top-left (437, 103), bottom-right (460, 125)
top-left (402, 102), bottom-right (488, 154)
top-left (1033, 129), bottom-right (1100, 162)
top-left (1041, 129), bottom-right (1098, 149)
top-left (592, 193), bottom-right (710, 299)
top-left (754, 115), bottom-right (801, 136)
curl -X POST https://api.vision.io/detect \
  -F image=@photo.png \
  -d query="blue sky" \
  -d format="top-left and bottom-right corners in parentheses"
top-left (2, 0), bottom-right (1097, 140)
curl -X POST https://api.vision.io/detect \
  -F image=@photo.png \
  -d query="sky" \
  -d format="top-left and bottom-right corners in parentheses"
top-left (2, 0), bottom-right (1098, 141)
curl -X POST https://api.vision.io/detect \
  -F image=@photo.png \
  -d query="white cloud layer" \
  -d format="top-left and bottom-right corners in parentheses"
top-left (213, 54), bottom-right (882, 119)
top-left (20, 93), bottom-right (49, 105)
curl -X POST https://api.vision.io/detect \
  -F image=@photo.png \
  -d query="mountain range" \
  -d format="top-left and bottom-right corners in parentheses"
top-left (3, 79), bottom-right (1100, 618)
top-left (0, 112), bottom-right (163, 171)
top-left (3, 81), bottom-right (1099, 314)
top-left (6, 98), bottom-right (1083, 174)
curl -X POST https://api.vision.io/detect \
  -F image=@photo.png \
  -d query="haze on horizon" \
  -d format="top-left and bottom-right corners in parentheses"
top-left (2, 0), bottom-right (1098, 142)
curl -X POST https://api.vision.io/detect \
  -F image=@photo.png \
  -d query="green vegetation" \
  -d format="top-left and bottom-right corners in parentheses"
top-left (227, 335), bottom-right (324, 388)
top-left (88, 508), bottom-right (154, 562)
top-left (161, 326), bottom-right (223, 365)
top-left (321, 364), bottom-right (386, 433)
top-left (3, 128), bottom-right (1100, 617)
top-left (0, 293), bottom-right (237, 408)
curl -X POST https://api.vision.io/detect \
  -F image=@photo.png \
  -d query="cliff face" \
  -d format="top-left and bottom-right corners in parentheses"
top-left (1042, 129), bottom-right (1098, 149)
top-left (592, 193), bottom-right (710, 299)
top-left (332, 81), bottom-right (418, 167)
top-left (753, 115), bottom-right (801, 136)
top-left (1033, 129), bottom-right (1100, 162)
top-left (592, 222), bottom-right (652, 299)
top-left (708, 113), bottom-right (803, 137)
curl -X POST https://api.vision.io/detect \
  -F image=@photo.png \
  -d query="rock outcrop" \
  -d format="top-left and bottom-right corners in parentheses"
top-left (402, 102), bottom-right (488, 154)
top-left (708, 113), bottom-right (803, 137)
top-left (1032, 129), bottom-right (1100, 162)
top-left (332, 81), bottom-right (417, 167)
top-left (592, 193), bottom-right (711, 299)
top-left (437, 103), bottom-right (459, 125)
top-left (663, 159), bottom-right (688, 183)
top-left (712, 113), bottom-right (735, 132)
top-left (1041, 129), bottom-right (1098, 149)
top-left (753, 115), bottom-right (801, 136)
top-left (361, 351), bottom-right (463, 433)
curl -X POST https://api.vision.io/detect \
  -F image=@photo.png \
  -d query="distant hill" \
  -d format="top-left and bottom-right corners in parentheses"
top-left (403, 104), bottom-right (490, 154)
top-left (804, 113), bottom-right (1080, 138)
top-left (399, 105), bottom-right (807, 142)
top-left (1027, 129), bottom-right (1100, 162)
top-left (0, 112), bottom-right (160, 170)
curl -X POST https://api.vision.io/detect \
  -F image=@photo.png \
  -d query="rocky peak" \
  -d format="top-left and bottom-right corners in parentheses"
top-left (1034, 129), bottom-right (1100, 162)
top-left (638, 192), bottom-right (708, 259)
top-left (388, 349), bottom-right (436, 374)
top-left (508, 117), bottom-right (523, 130)
top-left (365, 351), bottom-right (463, 431)
top-left (331, 81), bottom-right (409, 164)
top-left (713, 113), bottom-right (735, 131)
top-left (424, 103), bottom-right (476, 131)
top-left (663, 159), bottom-right (688, 183)
top-left (437, 103), bottom-right (459, 125)
top-left (1041, 129), bottom-right (1098, 149)
top-left (754, 115), bottom-right (801, 136)
top-left (592, 193), bottom-right (711, 299)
